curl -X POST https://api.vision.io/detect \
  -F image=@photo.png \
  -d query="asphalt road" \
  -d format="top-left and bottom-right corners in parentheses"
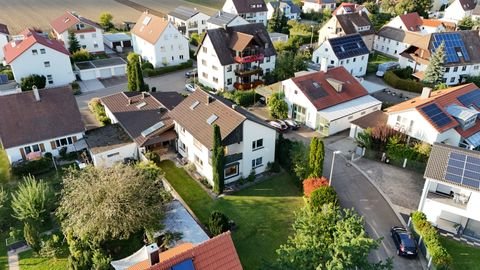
top-left (323, 149), bottom-right (423, 270)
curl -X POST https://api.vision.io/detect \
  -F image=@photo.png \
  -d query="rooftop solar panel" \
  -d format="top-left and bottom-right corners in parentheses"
top-left (329, 34), bottom-right (369, 60)
top-left (457, 89), bottom-right (480, 108)
top-left (432, 33), bottom-right (470, 64)
top-left (0, 74), bottom-right (8, 84)
top-left (420, 104), bottom-right (452, 128)
top-left (445, 152), bottom-right (480, 190)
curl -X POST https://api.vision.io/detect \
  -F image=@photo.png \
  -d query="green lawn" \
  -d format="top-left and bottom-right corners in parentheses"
top-left (440, 236), bottom-right (480, 270)
top-left (0, 232), bottom-right (8, 270)
top-left (18, 250), bottom-right (68, 270)
top-left (184, 0), bottom-right (223, 9)
top-left (159, 160), bottom-right (303, 270)
top-left (367, 52), bottom-right (397, 74)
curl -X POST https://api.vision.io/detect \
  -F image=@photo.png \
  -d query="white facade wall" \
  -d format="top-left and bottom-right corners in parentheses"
top-left (283, 78), bottom-right (319, 129)
top-left (324, 105), bottom-right (381, 135)
top-left (5, 132), bottom-right (84, 164)
top-left (241, 119), bottom-right (276, 177)
top-left (56, 27), bottom-right (105, 53)
top-left (312, 42), bottom-right (368, 77)
top-left (222, 0), bottom-right (268, 26)
top-left (444, 0), bottom-right (468, 22)
top-left (78, 64), bottom-right (126, 80)
top-left (0, 33), bottom-right (8, 60)
top-left (302, 2), bottom-right (336, 13)
top-left (207, 16), bottom-right (249, 30)
top-left (168, 13), bottom-right (210, 37)
top-left (373, 35), bottom-right (409, 58)
top-left (267, 3), bottom-right (300, 20)
top-left (10, 43), bottom-right (74, 87)
top-left (132, 23), bottom-right (190, 68)
top-left (91, 142), bottom-right (137, 167)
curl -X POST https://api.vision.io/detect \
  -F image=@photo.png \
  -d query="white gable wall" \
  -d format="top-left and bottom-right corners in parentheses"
top-left (282, 78), bottom-right (318, 128)
top-left (56, 27), bottom-right (105, 54)
top-left (90, 142), bottom-right (138, 167)
top-left (373, 35), bottom-right (409, 58)
top-left (0, 33), bottom-right (8, 60)
top-left (312, 42), bottom-right (368, 77)
top-left (241, 119), bottom-right (276, 177)
top-left (444, 0), bottom-right (468, 22)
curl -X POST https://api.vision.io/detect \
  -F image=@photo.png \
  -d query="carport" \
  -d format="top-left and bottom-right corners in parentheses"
top-left (75, 57), bottom-right (127, 81)
top-left (103, 33), bottom-right (132, 52)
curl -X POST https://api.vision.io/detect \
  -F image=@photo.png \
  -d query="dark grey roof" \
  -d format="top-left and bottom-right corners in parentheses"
top-left (377, 27), bottom-right (406, 42)
top-left (0, 87), bottom-right (84, 148)
top-left (207, 11), bottom-right (238, 26)
top-left (231, 0), bottom-right (268, 13)
top-left (336, 12), bottom-right (375, 36)
top-left (425, 143), bottom-right (480, 191)
top-left (0, 23), bottom-right (9, 35)
top-left (428, 30), bottom-right (480, 65)
top-left (204, 23), bottom-right (277, 66)
top-left (269, 1), bottom-right (301, 14)
top-left (168, 6), bottom-right (200, 21)
top-left (328, 33), bottom-right (369, 60)
top-left (85, 124), bottom-right (133, 154)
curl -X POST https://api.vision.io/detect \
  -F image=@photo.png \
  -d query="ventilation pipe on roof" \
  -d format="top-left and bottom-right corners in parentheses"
top-left (147, 243), bottom-right (160, 266)
top-left (421, 87), bottom-right (432, 99)
top-left (320, 58), bottom-right (328, 73)
top-left (206, 94), bottom-right (215, 105)
top-left (32, 86), bottom-right (40, 101)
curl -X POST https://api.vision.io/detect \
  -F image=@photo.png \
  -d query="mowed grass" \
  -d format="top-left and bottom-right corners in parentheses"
top-left (159, 160), bottom-right (303, 269)
top-left (0, 232), bottom-right (8, 270)
top-left (18, 250), bottom-right (68, 270)
top-left (367, 52), bottom-right (397, 74)
top-left (440, 236), bottom-right (480, 270)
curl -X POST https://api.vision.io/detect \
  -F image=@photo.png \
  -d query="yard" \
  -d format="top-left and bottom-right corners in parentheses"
top-left (18, 250), bottom-right (68, 270)
top-left (440, 236), bottom-right (480, 270)
top-left (367, 52), bottom-right (397, 74)
top-left (159, 160), bottom-right (303, 269)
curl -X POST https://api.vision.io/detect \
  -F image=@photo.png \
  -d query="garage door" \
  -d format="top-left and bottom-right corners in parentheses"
top-left (99, 68), bottom-right (112, 78)
top-left (80, 70), bottom-right (96, 80)
top-left (113, 66), bottom-right (126, 76)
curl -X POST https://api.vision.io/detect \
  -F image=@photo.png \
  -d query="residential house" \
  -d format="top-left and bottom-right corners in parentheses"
top-left (0, 23), bottom-right (9, 61)
top-left (131, 12), bottom-right (190, 68)
top-left (302, 0), bottom-right (336, 13)
top-left (332, 2), bottom-right (369, 15)
top-left (0, 86), bottom-right (84, 164)
top-left (112, 232), bottom-right (242, 270)
top-left (444, 0), bottom-right (480, 22)
top-left (349, 110), bottom-right (388, 139)
top-left (50, 11), bottom-right (105, 53)
top-left (222, 0), bottom-right (268, 26)
top-left (101, 91), bottom-right (184, 160)
top-left (3, 29), bottom-right (75, 87)
top-left (170, 90), bottom-right (276, 186)
top-left (385, 84), bottom-right (480, 150)
top-left (206, 11), bottom-right (249, 30)
top-left (373, 26), bottom-right (427, 59)
top-left (168, 6), bottom-right (210, 37)
top-left (282, 66), bottom-right (382, 136)
top-left (399, 30), bottom-right (480, 85)
top-left (317, 11), bottom-right (375, 50)
top-left (312, 33), bottom-right (369, 77)
top-left (197, 23), bottom-right (276, 91)
top-left (267, 0), bottom-right (301, 20)
top-left (419, 143), bottom-right (480, 241)
top-left (385, 12), bottom-right (446, 34)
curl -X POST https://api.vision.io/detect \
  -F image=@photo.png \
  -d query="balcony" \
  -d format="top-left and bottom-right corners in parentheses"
top-left (234, 54), bottom-right (264, 64)
top-left (427, 192), bottom-right (469, 209)
top-left (233, 80), bottom-right (264, 90)
top-left (234, 67), bottom-right (263, 77)
top-left (188, 23), bottom-right (198, 29)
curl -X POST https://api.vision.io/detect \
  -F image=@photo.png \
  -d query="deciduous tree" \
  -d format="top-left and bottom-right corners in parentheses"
top-left (267, 92), bottom-right (288, 119)
top-left (302, 177), bottom-right (329, 197)
top-left (99, 12), bottom-right (114, 30)
top-left (423, 42), bottom-right (445, 86)
top-left (20, 74), bottom-right (46, 91)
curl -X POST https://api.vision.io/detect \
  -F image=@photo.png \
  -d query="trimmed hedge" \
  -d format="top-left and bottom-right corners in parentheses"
top-left (384, 70), bottom-right (425, 93)
top-left (143, 60), bottom-right (193, 77)
top-left (12, 157), bottom-right (53, 176)
top-left (411, 211), bottom-right (452, 269)
top-left (221, 90), bottom-right (260, 107)
top-left (88, 98), bottom-right (111, 126)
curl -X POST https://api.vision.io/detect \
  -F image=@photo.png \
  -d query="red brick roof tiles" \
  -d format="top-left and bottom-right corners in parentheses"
top-left (51, 11), bottom-right (101, 34)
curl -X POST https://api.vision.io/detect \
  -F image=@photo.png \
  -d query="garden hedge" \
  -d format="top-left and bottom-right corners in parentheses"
top-left (143, 60), bottom-right (193, 77)
top-left (88, 98), bottom-right (111, 126)
top-left (12, 157), bottom-right (53, 176)
top-left (384, 70), bottom-right (425, 93)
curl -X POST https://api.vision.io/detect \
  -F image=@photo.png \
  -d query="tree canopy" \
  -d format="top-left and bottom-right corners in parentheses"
top-left (381, 0), bottom-right (431, 17)
top-left (423, 42), bottom-right (445, 86)
top-left (21, 74), bottom-right (46, 91)
top-left (99, 12), bottom-right (114, 30)
top-left (212, 124), bottom-right (225, 194)
top-left (68, 31), bottom-right (81, 53)
top-left (268, 92), bottom-right (288, 119)
top-left (11, 175), bottom-right (50, 223)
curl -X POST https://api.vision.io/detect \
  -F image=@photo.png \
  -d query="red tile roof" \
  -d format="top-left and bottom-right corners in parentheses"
top-left (3, 29), bottom-right (70, 64)
top-left (399, 12), bottom-right (423, 32)
top-left (131, 12), bottom-right (170, 45)
top-left (290, 66), bottom-right (368, 111)
top-left (148, 232), bottom-right (243, 270)
top-left (0, 23), bottom-right (9, 35)
top-left (333, 3), bottom-right (363, 15)
top-left (50, 11), bottom-right (101, 34)
top-left (128, 243), bottom-right (195, 270)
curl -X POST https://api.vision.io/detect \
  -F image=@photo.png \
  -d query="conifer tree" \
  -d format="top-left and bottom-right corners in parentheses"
top-left (424, 41), bottom-right (446, 86)
top-left (68, 32), bottom-right (81, 53)
top-left (212, 125), bottom-right (225, 194)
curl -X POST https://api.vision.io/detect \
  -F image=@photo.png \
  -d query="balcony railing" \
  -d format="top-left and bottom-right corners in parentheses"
top-left (234, 67), bottom-right (263, 77)
top-left (233, 80), bottom-right (264, 90)
top-left (426, 192), bottom-right (468, 209)
top-left (234, 54), bottom-right (264, 64)
top-left (188, 23), bottom-right (198, 28)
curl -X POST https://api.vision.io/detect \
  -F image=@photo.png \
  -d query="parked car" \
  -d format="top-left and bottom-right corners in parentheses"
top-left (284, 119), bottom-right (300, 130)
top-left (276, 119), bottom-right (289, 130)
top-left (268, 120), bottom-right (288, 131)
top-left (185, 68), bottom-right (198, 78)
top-left (185, 83), bottom-right (196, 92)
top-left (390, 226), bottom-right (418, 257)
top-left (376, 62), bottom-right (400, 77)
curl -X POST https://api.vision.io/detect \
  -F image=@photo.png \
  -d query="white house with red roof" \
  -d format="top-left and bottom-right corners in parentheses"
top-left (3, 29), bottom-right (74, 87)
top-left (0, 23), bottom-right (9, 61)
top-left (385, 84), bottom-right (480, 150)
top-left (282, 66), bottom-right (382, 136)
top-left (332, 2), bottom-right (369, 15)
top-left (385, 12), bottom-right (446, 34)
top-left (444, 0), bottom-right (480, 23)
top-left (50, 11), bottom-right (105, 54)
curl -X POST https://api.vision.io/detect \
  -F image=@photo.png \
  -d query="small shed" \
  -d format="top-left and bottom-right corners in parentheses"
top-left (103, 33), bottom-right (132, 51)
top-left (269, 32), bottom-right (289, 43)
top-left (75, 57), bottom-right (127, 80)
top-left (349, 110), bottom-right (388, 139)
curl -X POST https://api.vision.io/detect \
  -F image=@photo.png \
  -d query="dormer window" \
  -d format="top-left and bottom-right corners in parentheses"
top-left (463, 115), bottom-right (477, 130)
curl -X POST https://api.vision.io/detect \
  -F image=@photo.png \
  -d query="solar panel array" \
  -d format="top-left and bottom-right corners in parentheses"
top-left (329, 34), bottom-right (369, 60)
top-left (432, 33), bottom-right (470, 63)
top-left (420, 104), bottom-right (452, 128)
top-left (457, 89), bottom-right (480, 108)
top-left (445, 152), bottom-right (480, 190)
top-left (0, 74), bottom-right (7, 85)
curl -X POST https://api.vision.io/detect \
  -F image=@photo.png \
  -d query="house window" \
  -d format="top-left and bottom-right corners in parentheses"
top-left (251, 157), bottom-right (263, 169)
top-left (340, 60), bottom-right (344, 65)
top-left (32, 49), bottom-right (38, 55)
top-left (171, 56), bottom-right (174, 61)
top-left (266, 68), bottom-right (271, 73)
top-left (445, 67), bottom-right (450, 73)
top-left (81, 45), bottom-right (86, 49)
top-left (178, 140), bottom-right (186, 151)
top-left (252, 139), bottom-right (264, 150)
top-left (194, 155), bottom-right (203, 166)
top-left (160, 46), bottom-right (166, 52)
top-left (227, 78), bottom-right (232, 85)
top-left (107, 152), bottom-right (120, 157)
top-left (266, 56), bottom-right (271, 62)
top-left (462, 66), bottom-right (467, 71)
top-left (79, 34), bottom-right (84, 39)
top-left (202, 72), bottom-right (208, 79)
top-left (24, 144), bottom-right (40, 154)
top-left (361, 56), bottom-right (364, 60)
top-left (453, 67), bottom-right (458, 72)
top-left (330, 60), bottom-right (334, 65)
top-left (224, 163), bottom-right (239, 178)
top-left (92, 33), bottom-right (96, 38)
top-left (474, 65), bottom-right (479, 70)
top-left (202, 47), bottom-right (207, 53)
top-left (353, 57), bottom-right (356, 62)
top-left (227, 65), bottom-right (232, 72)
top-left (360, 67), bottom-right (363, 72)
top-left (202, 59), bottom-right (207, 66)
top-left (24, 146), bottom-right (32, 154)
top-left (450, 77), bottom-right (455, 83)
top-left (179, 55), bottom-right (183, 60)
top-left (213, 77), bottom-right (219, 83)
top-left (346, 59), bottom-right (350, 64)
top-left (47, 75), bottom-right (53, 84)
top-left (94, 43), bottom-right (98, 48)
top-left (55, 136), bottom-right (74, 147)
top-left (40, 49), bottom-right (46, 54)
top-left (44, 61), bottom-right (50, 67)
top-left (180, 127), bottom-right (186, 133)
top-left (212, 65), bottom-right (218, 71)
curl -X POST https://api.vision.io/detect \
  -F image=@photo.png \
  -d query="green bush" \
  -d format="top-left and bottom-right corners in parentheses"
top-left (247, 170), bottom-right (256, 182)
top-left (221, 90), bottom-right (260, 107)
top-left (0, 69), bottom-right (13, 80)
top-left (88, 98), bottom-right (111, 126)
top-left (141, 61), bottom-right (154, 70)
top-left (12, 157), bottom-right (53, 176)
top-left (207, 211), bottom-right (230, 236)
top-left (309, 186), bottom-right (338, 211)
top-left (384, 70), bottom-right (425, 93)
top-left (143, 60), bottom-right (193, 77)
top-left (71, 49), bottom-right (91, 62)
top-left (267, 161), bottom-right (281, 173)
top-left (71, 82), bottom-right (81, 95)
top-left (21, 74), bottom-right (46, 91)
top-left (144, 151), bottom-right (160, 164)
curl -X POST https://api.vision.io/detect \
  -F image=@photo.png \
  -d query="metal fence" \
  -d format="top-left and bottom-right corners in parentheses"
top-left (362, 148), bottom-right (427, 173)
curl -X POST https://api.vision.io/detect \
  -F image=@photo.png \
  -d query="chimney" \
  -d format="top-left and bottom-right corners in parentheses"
top-left (232, 104), bottom-right (238, 110)
top-left (206, 94), bottom-right (214, 104)
top-left (320, 58), bottom-right (328, 73)
top-left (147, 243), bottom-right (159, 266)
top-left (142, 92), bottom-right (148, 99)
top-left (421, 87), bottom-right (432, 99)
top-left (128, 98), bottom-right (132, 105)
top-left (32, 86), bottom-right (40, 101)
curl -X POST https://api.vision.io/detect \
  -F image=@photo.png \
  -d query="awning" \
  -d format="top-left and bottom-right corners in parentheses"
top-left (143, 129), bottom-right (177, 147)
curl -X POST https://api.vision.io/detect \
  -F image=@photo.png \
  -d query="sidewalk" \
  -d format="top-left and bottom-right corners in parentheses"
top-left (8, 246), bottom-right (30, 270)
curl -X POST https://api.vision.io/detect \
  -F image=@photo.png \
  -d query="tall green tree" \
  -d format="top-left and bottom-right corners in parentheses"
top-left (99, 12), bottom-right (114, 30)
top-left (212, 124), bottom-right (225, 194)
top-left (423, 42), bottom-right (446, 86)
top-left (308, 138), bottom-right (325, 178)
top-left (267, 92), bottom-right (288, 119)
top-left (20, 74), bottom-right (46, 91)
top-left (11, 175), bottom-right (50, 223)
top-left (0, 187), bottom-right (7, 210)
top-left (274, 204), bottom-right (392, 270)
top-left (24, 221), bottom-right (41, 252)
top-left (268, 7), bottom-right (288, 33)
top-left (127, 53), bottom-right (148, 91)
top-left (68, 31), bottom-right (81, 53)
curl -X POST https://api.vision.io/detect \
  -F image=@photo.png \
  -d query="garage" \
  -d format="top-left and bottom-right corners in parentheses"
top-left (80, 70), bottom-right (96, 80)
top-left (113, 66), bottom-right (126, 76)
top-left (99, 68), bottom-right (112, 78)
top-left (74, 57), bottom-right (127, 81)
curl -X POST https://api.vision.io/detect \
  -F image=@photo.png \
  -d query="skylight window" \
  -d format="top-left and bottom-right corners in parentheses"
top-left (141, 121), bottom-right (165, 137)
top-left (190, 100), bottom-right (200, 110)
top-left (143, 16), bottom-right (152, 25)
top-left (136, 102), bottom-right (147, 109)
top-left (313, 82), bottom-right (321, 88)
top-left (206, 114), bottom-right (218, 125)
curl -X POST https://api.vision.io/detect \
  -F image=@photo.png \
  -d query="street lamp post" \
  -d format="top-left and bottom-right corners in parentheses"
top-left (310, 25), bottom-right (314, 48)
top-left (329, 150), bottom-right (342, 187)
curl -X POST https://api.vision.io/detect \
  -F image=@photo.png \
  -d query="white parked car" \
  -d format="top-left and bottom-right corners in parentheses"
top-left (185, 83), bottom-right (196, 92)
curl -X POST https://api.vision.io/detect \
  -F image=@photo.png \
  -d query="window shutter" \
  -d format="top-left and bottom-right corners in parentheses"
top-left (39, 143), bottom-right (45, 152)
top-left (20, 148), bottom-right (26, 160)
top-left (50, 141), bottom-right (57, 150)
top-left (73, 136), bottom-right (78, 142)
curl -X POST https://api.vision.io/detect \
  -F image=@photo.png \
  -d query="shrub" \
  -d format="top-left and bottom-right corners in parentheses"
top-left (12, 158), bottom-right (53, 176)
top-left (309, 186), bottom-right (338, 211)
top-left (71, 49), bottom-right (91, 62)
top-left (21, 74), bottom-right (46, 91)
top-left (267, 161), bottom-right (281, 173)
top-left (303, 177), bottom-right (329, 197)
top-left (247, 169), bottom-right (256, 182)
top-left (24, 222), bottom-right (41, 252)
top-left (268, 92), bottom-right (288, 119)
top-left (221, 90), bottom-right (259, 107)
top-left (384, 70), bottom-right (425, 93)
top-left (88, 98), bottom-right (111, 126)
top-left (71, 82), bottom-right (81, 95)
top-left (141, 61), bottom-right (154, 70)
top-left (144, 151), bottom-right (160, 164)
top-left (40, 234), bottom-right (65, 259)
top-left (0, 69), bottom-right (13, 80)
top-left (143, 60), bottom-right (194, 77)
top-left (207, 211), bottom-right (230, 236)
